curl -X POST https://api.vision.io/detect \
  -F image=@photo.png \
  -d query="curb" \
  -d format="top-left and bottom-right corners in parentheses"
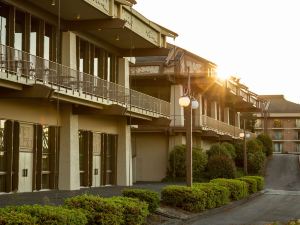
top-left (159, 190), bottom-right (266, 225)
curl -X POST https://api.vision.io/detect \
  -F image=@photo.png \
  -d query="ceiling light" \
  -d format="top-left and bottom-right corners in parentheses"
top-left (51, 0), bottom-right (55, 6)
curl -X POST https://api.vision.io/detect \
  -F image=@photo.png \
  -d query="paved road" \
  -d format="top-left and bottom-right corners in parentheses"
top-left (188, 154), bottom-right (300, 225)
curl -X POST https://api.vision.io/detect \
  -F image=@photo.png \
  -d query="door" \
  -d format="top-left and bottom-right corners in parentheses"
top-left (101, 134), bottom-right (117, 185)
top-left (18, 124), bottom-right (33, 192)
top-left (92, 133), bottom-right (101, 187)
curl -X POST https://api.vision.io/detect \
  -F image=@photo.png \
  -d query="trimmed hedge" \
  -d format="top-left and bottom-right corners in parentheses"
top-left (210, 178), bottom-right (249, 200)
top-left (161, 185), bottom-right (207, 212)
top-left (243, 176), bottom-right (264, 191)
top-left (0, 205), bottom-right (87, 225)
top-left (236, 177), bottom-right (257, 194)
top-left (109, 197), bottom-right (149, 225)
top-left (168, 145), bottom-right (208, 180)
top-left (207, 155), bottom-right (236, 179)
top-left (64, 194), bottom-right (149, 225)
top-left (193, 183), bottom-right (230, 208)
top-left (0, 210), bottom-right (36, 225)
top-left (122, 188), bottom-right (159, 213)
top-left (64, 194), bottom-right (124, 225)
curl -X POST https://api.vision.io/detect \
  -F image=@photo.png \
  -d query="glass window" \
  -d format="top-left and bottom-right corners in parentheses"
top-left (255, 119), bottom-right (262, 128)
top-left (273, 131), bottom-right (282, 140)
top-left (273, 119), bottom-right (282, 128)
top-left (14, 11), bottom-right (25, 51)
top-left (274, 143), bottom-right (282, 153)
top-left (42, 126), bottom-right (49, 153)
top-left (30, 17), bottom-right (39, 56)
top-left (0, 3), bottom-right (8, 45)
top-left (296, 119), bottom-right (300, 128)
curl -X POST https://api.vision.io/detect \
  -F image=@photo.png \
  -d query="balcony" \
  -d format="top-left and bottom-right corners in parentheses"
top-left (0, 44), bottom-right (170, 117)
top-left (201, 115), bottom-right (247, 138)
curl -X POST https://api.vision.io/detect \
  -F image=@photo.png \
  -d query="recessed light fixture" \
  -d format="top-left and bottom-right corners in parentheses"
top-left (76, 14), bottom-right (80, 20)
top-left (51, 0), bottom-right (55, 6)
top-left (115, 34), bottom-right (120, 41)
top-left (98, 28), bottom-right (102, 31)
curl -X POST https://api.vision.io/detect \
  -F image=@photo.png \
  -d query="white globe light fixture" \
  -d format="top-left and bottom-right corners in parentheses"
top-left (191, 99), bottom-right (199, 109)
top-left (179, 96), bottom-right (190, 107)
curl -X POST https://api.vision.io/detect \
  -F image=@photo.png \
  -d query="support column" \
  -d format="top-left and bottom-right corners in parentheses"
top-left (118, 58), bottom-right (129, 88)
top-left (224, 107), bottom-right (230, 124)
top-left (62, 32), bottom-right (77, 70)
top-left (194, 94), bottom-right (202, 126)
top-left (211, 101), bottom-right (218, 120)
top-left (58, 105), bottom-right (80, 190)
top-left (236, 112), bottom-right (241, 128)
top-left (117, 118), bottom-right (132, 186)
top-left (170, 85), bottom-right (184, 127)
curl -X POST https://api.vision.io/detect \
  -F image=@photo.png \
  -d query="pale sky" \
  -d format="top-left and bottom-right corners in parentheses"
top-left (134, 0), bottom-right (300, 103)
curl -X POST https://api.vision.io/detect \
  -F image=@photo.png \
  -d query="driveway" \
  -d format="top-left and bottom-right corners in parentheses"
top-left (187, 154), bottom-right (300, 225)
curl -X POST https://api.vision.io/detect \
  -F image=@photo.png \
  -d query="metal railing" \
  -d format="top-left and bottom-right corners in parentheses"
top-left (0, 44), bottom-right (170, 116)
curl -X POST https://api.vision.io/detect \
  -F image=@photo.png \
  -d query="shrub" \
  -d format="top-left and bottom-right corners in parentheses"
top-left (221, 142), bottom-right (237, 159)
top-left (207, 143), bottom-right (232, 159)
top-left (256, 133), bottom-right (273, 156)
top-left (247, 151), bottom-right (266, 174)
top-left (247, 139), bottom-right (263, 155)
top-left (234, 141), bottom-right (244, 167)
top-left (1, 205), bottom-right (87, 225)
top-left (207, 155), bottom-right (236, 179)
top-left (64, 194), bottom-right (124, 225)
top-left (243, 176), bottom-right (264, 191)
top-left (168, 145), bottom-right (208, 180)
top-left (193, 183), bottom-right (230, 208)
top-left (161, 185), bottom-right (207, 212)
top-left (109, 197), bottom-right (149, 225)
top-left (122, 188), bottom-right (159, 213)
top-left (210, 178), bottom-right (248, 200)
top-left (0, 210), bottom-right (36, 225)
top-left (236, 177), bottom-right (257, 194)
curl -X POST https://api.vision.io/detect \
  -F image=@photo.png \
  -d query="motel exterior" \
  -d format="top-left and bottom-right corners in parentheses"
top-left (0, 0), bottom-right (177, 193)
top-left (130, 45), bottom-right (264, 182)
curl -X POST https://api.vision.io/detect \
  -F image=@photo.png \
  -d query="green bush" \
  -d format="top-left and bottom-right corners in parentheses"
top-left (0, 205), bottom-right (87, 225)
top-left (247, 139), bottom-right (263, 154)
top-left (64, 194), bottom-right (124, 225)
top-left (234, 141), bottom-right (244, 167)
top-left (243, 176), bottom-right (264, 191)
top-left (0, 210), bottom-right (36, 225)
top-left (207, 144), bottom-right (232, 159)
top-left (207, 155), bottom-right (236, 179)
top-left (109, 197), bottom-right (149, 225)
top-left (221, 142), bottom-right (237, 159)
top-left (236, 177), bottom-right (257, 194)
top-left (161, 185), bottom-right (207, 212)
top-left (248, 151), bottom-right (266, 174)
top-left (256, 133), bottom-right (273, 156)
top-left (122, 188), bottom-right (159, 213)
top-left (210, 178), bottom-right (248, 201)
top-left (168, 145), bottom-right (208, 180)
top-left (193, 183), bottom-right (230, 208)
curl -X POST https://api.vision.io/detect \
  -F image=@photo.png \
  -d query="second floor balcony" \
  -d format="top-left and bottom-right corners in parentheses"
top-left (0, 44), bottom-right (170, 118)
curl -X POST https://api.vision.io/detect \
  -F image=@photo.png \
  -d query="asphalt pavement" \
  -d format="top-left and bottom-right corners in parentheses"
top-left (187, 154), bottom-right (300, 225)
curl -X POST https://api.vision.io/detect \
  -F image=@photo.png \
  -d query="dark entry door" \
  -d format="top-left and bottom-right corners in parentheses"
top-left (101, 134), bottom-right (117, 185)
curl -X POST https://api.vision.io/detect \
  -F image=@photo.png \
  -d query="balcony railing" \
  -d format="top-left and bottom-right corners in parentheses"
top-left (0, 44), bottom-right (170, 116)
top-left (201, 115), bottom-right (246, 138)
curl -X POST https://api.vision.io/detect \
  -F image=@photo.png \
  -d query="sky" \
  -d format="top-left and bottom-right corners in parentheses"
top-left (133, 0), bottom-right (300, 103)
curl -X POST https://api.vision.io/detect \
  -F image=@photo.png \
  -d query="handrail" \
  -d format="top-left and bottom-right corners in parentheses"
top-left (0, 44), bottom-right (170, 116)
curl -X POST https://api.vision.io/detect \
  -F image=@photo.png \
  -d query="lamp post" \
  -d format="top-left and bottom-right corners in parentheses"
top-left (178, 67), bottom-right (198, 187)
top-left (239, 119), bottom-right (248, 175)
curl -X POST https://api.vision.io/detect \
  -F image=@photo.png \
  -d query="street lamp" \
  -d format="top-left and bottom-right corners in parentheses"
top-left (239, 119), bottom-right (250, 175)
top-left (178, 67), bottom-right (199, 187)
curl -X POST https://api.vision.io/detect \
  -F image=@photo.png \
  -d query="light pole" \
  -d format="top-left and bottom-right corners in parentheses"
top-left (178, 67), bottom-right (199, 187)
top-left (239, 119), bottom-right (249, 175)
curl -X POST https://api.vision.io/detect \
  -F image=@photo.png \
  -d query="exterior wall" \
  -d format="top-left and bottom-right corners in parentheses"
top-left (133, 133), bottom-right (168, 182)
top-left (78, 115), bottom-right (119, 133)
top-left (200, 139), bottom-right (216, 152)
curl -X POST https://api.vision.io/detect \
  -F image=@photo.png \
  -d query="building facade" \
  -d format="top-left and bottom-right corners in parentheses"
top-left (130, 45), bottom-right (263, 182)
top-left (255, 95), bottom-right (300, 153)
top-left (0, 0), bottom-right (177, 193)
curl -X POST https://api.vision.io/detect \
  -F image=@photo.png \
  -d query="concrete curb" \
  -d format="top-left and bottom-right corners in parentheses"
top-left (159, 190), bottom-right (266, 225)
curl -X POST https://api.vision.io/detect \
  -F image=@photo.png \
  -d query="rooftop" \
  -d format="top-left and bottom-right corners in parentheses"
top-left (260, 95), bottom-right (300, 113)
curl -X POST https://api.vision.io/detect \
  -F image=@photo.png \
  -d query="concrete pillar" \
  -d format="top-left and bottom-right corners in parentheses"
top-left (118, 58), bottom-right (130, 88)
top-left (236, 112), bottom-right (241, 128)
top-left (203, 98), bottom-right (207, 116)
top-left (117, 118), bottom-right (132, 186)
top-left (58, 105), bottom-right (80, 190)
top-left (62, 32), bottom-right (77, 70)
top-left (211, 101), bottom-right (218, 120)
top-left (224, 107), bottom-right (230, 124)
top-left (170, 85), bottom-right (184, 127)
top-left (194, 94), bottom-right (202, 126)
top-left (168, 134), bottom-right (185, 153)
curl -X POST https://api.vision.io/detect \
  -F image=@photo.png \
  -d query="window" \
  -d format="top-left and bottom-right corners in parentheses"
top-left (255, 119), bottom-right (262, 128)
top-left (296, 143), bottom-right (300, 152)
top-left (274, 143), bottom-right (283, 153)
top-left (296, 119), bottom-right (300, 128)
top-left (14, 11), bottom-right (25, 51)
top-left (0, 3), bottom-right (8, 45)
top-left (273, 131), bottom-right (283, 140)
top-left (273, 119), bottom-right (282, 128)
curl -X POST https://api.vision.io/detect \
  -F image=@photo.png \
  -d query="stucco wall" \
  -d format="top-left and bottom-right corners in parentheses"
top-left (133, 133), bottom-right (168, 182)
top-left (78, 115), bottom-right (119, 134)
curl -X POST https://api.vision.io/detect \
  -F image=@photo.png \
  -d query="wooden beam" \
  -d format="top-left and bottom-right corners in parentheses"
top-left (66, 19), bottom-right (126, 31)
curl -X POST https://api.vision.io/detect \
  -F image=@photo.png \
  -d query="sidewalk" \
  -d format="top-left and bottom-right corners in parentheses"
top-left (0, 182), bottom-right (183, 207)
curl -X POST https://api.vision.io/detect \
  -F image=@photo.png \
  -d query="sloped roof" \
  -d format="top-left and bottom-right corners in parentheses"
top-left (260, 95), bottom-right (300, 113)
